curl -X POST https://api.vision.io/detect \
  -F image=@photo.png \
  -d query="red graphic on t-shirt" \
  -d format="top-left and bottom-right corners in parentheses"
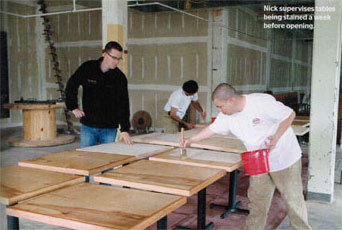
top-left (252, 118), bottom-right (261, 125)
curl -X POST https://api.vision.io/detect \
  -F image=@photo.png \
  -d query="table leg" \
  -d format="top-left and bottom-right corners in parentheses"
top-left (209, 169), bottom-right (249, 219)
top-left (297, 136), bottom-right (303, 144)
top-left (99, 168), bottom-right (114, 186)
top-left (7, 215), bottom-right (19, 230)
top-left (175, 188), bottom-right (214, 230)
top-left (197, 188), bottom-right (214, 230)
top-left (157, 216), bottom-right (167, 230)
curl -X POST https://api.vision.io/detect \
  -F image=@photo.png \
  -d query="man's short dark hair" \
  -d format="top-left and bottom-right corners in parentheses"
top-left (212, 83), bottom-right (237, 101)
top-left (104, 41), bottom-right (123, 52)
top-left (183, 80), bottom-right (199, 94)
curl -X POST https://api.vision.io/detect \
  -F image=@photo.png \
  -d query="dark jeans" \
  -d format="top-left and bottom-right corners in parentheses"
top-left (80, 124), bottom-right (117, 148)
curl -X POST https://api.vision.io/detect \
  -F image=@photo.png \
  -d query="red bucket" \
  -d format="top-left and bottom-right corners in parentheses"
top-left (241, 149), bottom-right (270, 175)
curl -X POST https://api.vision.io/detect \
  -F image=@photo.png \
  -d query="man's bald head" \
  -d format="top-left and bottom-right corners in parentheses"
top-left (212, 83), bottom-right (237, 102)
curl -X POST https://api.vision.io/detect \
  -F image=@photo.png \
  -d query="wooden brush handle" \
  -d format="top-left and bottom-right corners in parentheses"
top-left (181, 127), bottom-right (184, 146)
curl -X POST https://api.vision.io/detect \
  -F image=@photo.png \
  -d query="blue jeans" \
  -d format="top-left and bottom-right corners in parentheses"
top-left (80, 124), bottom-right (117, 148)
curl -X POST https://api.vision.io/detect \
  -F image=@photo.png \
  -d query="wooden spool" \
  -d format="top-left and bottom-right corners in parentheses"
top-left (4, 103), bottom-right (64, 141)
top-left (23, 108), bottom-right (56, 141)
top-left (3, 103), bottom-right (75, 147)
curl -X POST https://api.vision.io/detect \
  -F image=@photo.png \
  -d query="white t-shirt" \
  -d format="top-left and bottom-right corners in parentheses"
top-left (164, 88), bottom-right (199, 119)
top-left (209, 93), bottom-right (301, 172)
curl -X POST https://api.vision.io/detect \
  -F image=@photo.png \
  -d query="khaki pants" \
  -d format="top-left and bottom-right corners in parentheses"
top-left (246, 159), bottom-right (311, 230)
top-left (161, 112), bottom-right (179, 133)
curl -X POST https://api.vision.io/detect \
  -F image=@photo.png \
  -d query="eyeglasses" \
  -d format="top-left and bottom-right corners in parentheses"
top-left (106, 51), bottom-right (123, 61)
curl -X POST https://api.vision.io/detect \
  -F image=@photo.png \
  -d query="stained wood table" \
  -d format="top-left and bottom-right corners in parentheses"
top-left (132, 133), bottom-right (246, 153)
top-left (6, 183), bottom-right (186, 230)
top-left (18, 150), bottom-right (137, 182)
top-left (0, 165), bottom-right (83, 229)
top-left (3, 103), bottom-right (75, 147)
top-left (94, 160), bottom-right (226, 230)
top-left (150, 148), bottom-right (249, 219)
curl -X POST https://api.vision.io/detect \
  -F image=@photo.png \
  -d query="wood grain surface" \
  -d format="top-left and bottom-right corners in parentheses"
top-left (150, 148), bottom-right (242, 172)
top-left (18, 150), bottom-right (136, 176)
top-left (5, 134), bottom-right (75, 147)
top-left (292, 120), bottom-right (310, 127)
top-left (184, 127), bottom-right (238, 139)
top-left (7, 183), bottom-right (186, 230)
top-left (294, 116), bottom-right (310, 122)
top-left (132, 133), bottom-right (246, 153)
top-left (186, 125), bottom-right (308, 137)
top-left (0, 165), bottom-right (83, 205)
top-left (94, 160), bottom-right (226, 196)
top-left (3, 103), bottom-right (65, 110)
top-left (77, 142), bottom-right (174, 159)
top-left (132, 133), bottom-right (181, 147)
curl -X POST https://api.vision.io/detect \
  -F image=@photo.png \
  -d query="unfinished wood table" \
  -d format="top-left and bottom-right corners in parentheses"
top-left (132, 132), bottom-right (246, 153)
top-left (6, 183), bottom-right (186, 230)
top-left (185, 125), bottom-right (308, 137)
top-left (292, 126), bottom-right (310, 136)
top-left (294, 115), bottom-right (310, 122)
top-left (94, 160), bottom-right (226, 230)
top-left (184, 127), bottom-right (238, 139)
top-left (292, 120), bottom-right (310, 127)
top-left (4, 103), bottom-right (75, 147)
top-left (0, 165), bottom-right (83, 229)
top-left (18, 150), bottom-right (137, 182)
top-left (150, 148), bottom-right (249, 219)
top-left (77, 142), bottom-right (174, 159)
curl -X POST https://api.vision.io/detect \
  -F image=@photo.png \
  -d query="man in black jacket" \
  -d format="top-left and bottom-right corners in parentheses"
top-left (65, 41), bottom-right (133, 147)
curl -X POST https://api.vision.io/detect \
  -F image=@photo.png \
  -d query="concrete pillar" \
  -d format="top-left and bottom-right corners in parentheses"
top-left (35, 7), bottom-right (47, 100)
top-left (101, 0), bottom-right (128, 74)
top-left (210, 9), bottom-right (225, 118)
top-left (307, 0), bottom-right (342, 203)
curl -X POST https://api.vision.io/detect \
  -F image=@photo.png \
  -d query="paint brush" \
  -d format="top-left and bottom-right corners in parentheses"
top-left (180, 128), bottom-right (187, 158)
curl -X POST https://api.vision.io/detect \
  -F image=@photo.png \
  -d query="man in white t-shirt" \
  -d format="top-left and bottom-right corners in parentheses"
top-left (162, 80), bottom-right (206, 133)
top-left (184, 83), bottom-right (311, 230)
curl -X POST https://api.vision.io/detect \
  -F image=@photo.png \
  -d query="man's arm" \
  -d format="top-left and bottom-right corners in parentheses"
top-left (65, 65), bottom-right (84, 118)
top-left (183, 126), bottom-right (215, 147)
top-left (191, 101), bottom-right (206, 119)
top-left (117, 74), bottom-right (133, 145)
top-left (170, 107), bottom-right (195, 129)
top-left (266, 110), bottom-right (295, 151)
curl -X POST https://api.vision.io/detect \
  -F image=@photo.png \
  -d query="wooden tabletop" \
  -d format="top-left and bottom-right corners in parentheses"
top-left (132, 133), bottom-right (182, 147)
top-left (292, 120), bottom-right (310, 127)
top-left (94, 160), bottom-right (226, 196)
top-left (132, 133), bottom-right (246, 153)
top-left (186, 125), bottom-right (308, 137)
top-left (184, 127), bottom-right (238, 139)
top-left (292, 126), bottom-right (310, 136)
top-left (0, 165), bottom-right (83, 205)
top-left (77, 142), bottom-right (174, 159)
top-left (7, 183), bottom-right (186, 230)
top-left (3, 103), bottom-right (65, 110)
top-left (295, 116), bottom-right (310, 122)
top-left (150, 148), bottom-right (242, 172)
top-left (18, 150), bottom-right (136, 176)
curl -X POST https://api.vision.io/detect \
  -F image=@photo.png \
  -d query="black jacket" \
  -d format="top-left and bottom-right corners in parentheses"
top-left (65, 58), bottom-right (130, 132)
